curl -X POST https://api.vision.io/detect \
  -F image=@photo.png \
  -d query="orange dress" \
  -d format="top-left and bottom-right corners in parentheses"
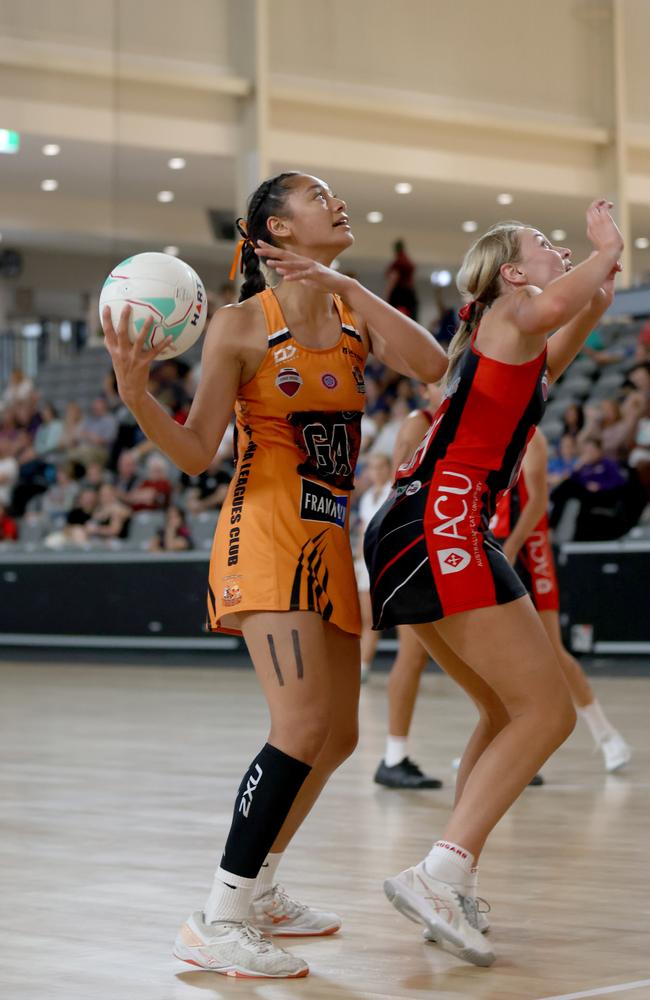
top-left (207, 288), bottom-right (368, 636)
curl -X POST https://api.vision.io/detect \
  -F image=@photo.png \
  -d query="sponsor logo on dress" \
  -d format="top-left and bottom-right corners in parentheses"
top-left (300, 478), bottom-right (348, 528)
top-left (395, 479), bottom-right (422, 497)
top-left (528, 529), bottom-right (553, 593)
top-left (222, 575), bottom-right (242, 607)
top-left (430, 469), bottom-right (485, 571)
top-left (437, 548), bottom-right (471, 574)
top-left (321, 373), bottom-right (338, 390)
top-left (273, 343), bottom-right (298, 365)
top-left (228, 438), bottom-right (257, 566)
top-left (351, 365), bottom-right (366, 394)
top-left (275, 367), bottom-right (303, 397)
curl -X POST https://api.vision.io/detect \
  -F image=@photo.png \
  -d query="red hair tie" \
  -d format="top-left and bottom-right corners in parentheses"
top-left (458, 302), bottom-right (474, 323)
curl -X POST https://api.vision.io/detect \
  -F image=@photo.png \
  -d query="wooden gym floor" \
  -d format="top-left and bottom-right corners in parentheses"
top-left (1, 657), bottom-right (649, 1000)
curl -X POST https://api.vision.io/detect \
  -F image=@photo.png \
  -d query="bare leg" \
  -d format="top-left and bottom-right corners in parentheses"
top-left (387, 625), bottom-right (430, 737)
top-left (410, 625), bottom-right (510, 809)
top-left (359, 589), bottom-right (380, 670)
top-left (412, 596), bottom-right (575, 858)
top-left (538, 609), bottom-right (594, 707)
top-left (239, 611), bottom-right (360, 853)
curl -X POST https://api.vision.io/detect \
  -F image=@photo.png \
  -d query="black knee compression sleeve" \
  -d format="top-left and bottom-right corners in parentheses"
top-left (220, 743), bottom-right (311, 879)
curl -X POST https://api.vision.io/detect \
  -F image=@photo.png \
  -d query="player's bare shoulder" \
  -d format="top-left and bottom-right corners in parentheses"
top-left (202, 297), bottom-right (268, 385)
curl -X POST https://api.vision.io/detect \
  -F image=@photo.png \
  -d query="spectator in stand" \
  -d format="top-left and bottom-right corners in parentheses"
top-left (550, 437), bottom-right (643, 541)
top-left (547, 434), bottom-right (578, 488)
top-left (44, 487), bottom-right (98, 549)
top-left (148, 505), bottom-right (193, 552)
top-left (86, 483), bottom-right (131, 542)
top-left (81, 460), bottom-right (112, 490)
top-left (68, 396), bottom-right (117, 469)
top-left (128, 453), bottom-right (173, 512)
top-left (562, 402), bottom-right (585, 439)
top-left (581, 326), bottom-right (624, 367)
top-left (580, 395), bottom-right (645, 462)
top-left (102, 370), bottom-right (122, 412)
top-left (0, 502), bottom-right (18, 543)
top-left (31, 402), bottom-right (63, 460)
top-left (385, 239), bottom-right (419, 321)
top-left (184, 454), bottom-right (232, 514)
top-left (0, 438), bottom-right (19, 509)
top-left (1, 368), bottom-right (33, 409)
top-left (369, 397), bottom-right (411, 457)
top-left (41, 463), bottom-right (78, 522)
top-left (626, 361), bottom-right (650, 394)
top-left (627, 396), bottom-right (650, 502)
top-left (60, 402), bottom-right (85, 455)
top-left (114, 449), bottom-right (140, 503)
top-left (430, 287), bottom-right (457, 350)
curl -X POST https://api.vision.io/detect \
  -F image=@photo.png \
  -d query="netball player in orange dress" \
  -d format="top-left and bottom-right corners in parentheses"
top-left (102, 171), bottom-right (447, 978)
top-left (492, 426), bottom-right (631, 772)
top-left (365, 201), bottom-right (623, 966)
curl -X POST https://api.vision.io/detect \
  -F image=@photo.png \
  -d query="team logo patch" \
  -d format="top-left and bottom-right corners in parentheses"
top-left (351, 365), bottom-right (366, 394)
top-left (300, 478), bottom-right (348, 528)
top-left (222, 576), bottom-right (242, 607)
top-left (273, 343), bottom-right (298, 365)
top-left (437, 548), bottom-right (471, 575)
top-left (275, 367), bottom-right (303, 397)
top-left (321, 373), bottom-right (338, 390)
top-left (406, 480), bottom-right (422, 496)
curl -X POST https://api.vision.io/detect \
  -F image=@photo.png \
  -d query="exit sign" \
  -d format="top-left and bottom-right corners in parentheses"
top-left (0, 130), bottom-right (20, 154)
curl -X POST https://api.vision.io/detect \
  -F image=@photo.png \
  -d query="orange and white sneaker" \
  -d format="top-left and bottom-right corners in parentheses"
top-left (173, 911), bottom-right (308, 978)
top-left (250, 884), bottom-right (341, 937)
top-left (384, 863), bottom-right (495, 967)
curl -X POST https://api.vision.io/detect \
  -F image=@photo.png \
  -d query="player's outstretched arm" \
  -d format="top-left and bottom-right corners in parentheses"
top-left (257, 239), bottom-right (448, 384)
top-left (102, 305), bottom-right (242, 476)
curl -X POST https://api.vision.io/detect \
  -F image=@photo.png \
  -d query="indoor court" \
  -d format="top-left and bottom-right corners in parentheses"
top-left (1, 658), bottom-right (649, 1000)
top-left (1, 1), bottom-right (649, 998)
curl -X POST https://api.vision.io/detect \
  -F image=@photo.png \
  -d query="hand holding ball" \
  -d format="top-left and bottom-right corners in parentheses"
top-left (99, 252), bottom-right (207, 360)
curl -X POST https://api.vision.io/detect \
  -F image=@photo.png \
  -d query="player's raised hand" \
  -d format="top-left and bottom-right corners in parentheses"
top-left (586, 200), bottom-right (624, 257)
top-left (101, 305), bottom-right (172, 408)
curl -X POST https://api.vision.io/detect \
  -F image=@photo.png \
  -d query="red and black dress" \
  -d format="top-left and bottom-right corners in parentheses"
top-left (490, 472), bottom-right (560, 613)
top-left (364, 328), bottom-right (548, 628)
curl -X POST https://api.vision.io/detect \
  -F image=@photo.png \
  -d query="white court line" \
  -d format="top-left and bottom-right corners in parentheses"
top-left (537, 977), bottom-right (650, 1000)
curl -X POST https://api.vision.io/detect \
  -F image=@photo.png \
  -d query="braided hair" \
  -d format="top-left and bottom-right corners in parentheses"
top-left (237, 172), bottom-right (301, 302)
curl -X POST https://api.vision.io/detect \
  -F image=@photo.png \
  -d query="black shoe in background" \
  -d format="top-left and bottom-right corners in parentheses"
top-left (374, 757), bottom-right (443, 789)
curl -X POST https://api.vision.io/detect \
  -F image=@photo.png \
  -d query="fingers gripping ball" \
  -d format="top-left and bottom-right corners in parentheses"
top-left (99, 252), bottom-right (207, 359)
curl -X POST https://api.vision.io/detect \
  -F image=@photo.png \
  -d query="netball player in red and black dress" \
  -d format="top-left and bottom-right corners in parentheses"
top-left (492, 426), bottom-right (631, 773)
top-left (365, 201), bottom-right (623, 966)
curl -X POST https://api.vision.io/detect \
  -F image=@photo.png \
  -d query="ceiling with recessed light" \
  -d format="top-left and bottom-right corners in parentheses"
top-left (0, 0), bottom-right (649, 297)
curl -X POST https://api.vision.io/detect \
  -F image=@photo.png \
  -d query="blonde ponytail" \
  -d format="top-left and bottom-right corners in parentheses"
top-left (445, 221), bottom-right (527, 383)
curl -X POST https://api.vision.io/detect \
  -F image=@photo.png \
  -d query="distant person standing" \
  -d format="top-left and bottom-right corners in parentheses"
top-left (385, 240), bottom-right (419, 321)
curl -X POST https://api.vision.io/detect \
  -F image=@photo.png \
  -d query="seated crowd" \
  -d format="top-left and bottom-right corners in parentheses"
top-left (0, 313), bottom-right (649, 550)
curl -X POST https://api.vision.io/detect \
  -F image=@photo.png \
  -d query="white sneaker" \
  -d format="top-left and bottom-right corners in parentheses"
top-left (173, 911), bottom-right (309, 978)
top-left (601, 731), bottom-right (632, 772)
top-left (423, 896), bottom-right (490, 939)
top-left (384, 863), bottom-right (495, 967)
top-left (250, 884), bottom-right (341, 937)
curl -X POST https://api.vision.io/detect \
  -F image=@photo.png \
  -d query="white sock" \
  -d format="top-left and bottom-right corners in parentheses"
top-left (469, 865), bottom-right (479, 899)
top-left (204, 866), bottom-right (256, 923)
top-left (253, 852), bottom-right (283, 900)
top-left (578, 699), bottom-right (616, 746)
top-left (360, 660), bottom-right (370, 676)
top-left (385, 735), bottom-right (408, 767)
top-left (424, 840), bottom-right (475, 896)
